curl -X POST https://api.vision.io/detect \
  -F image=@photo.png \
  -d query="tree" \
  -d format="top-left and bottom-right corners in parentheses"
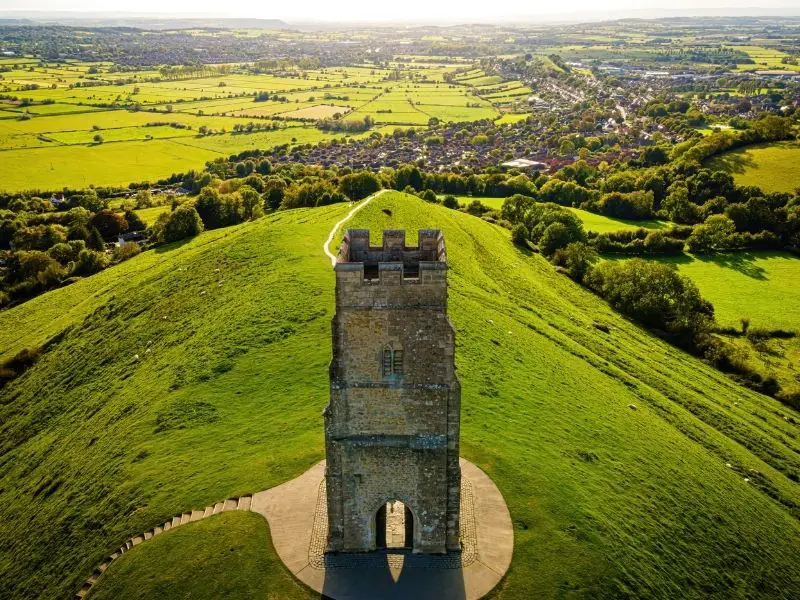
top-left (93, 134), bottom-right (104, 144)
top-left (539, 222), bottom-right (572, 256)
top-left (640, 146), bottom-right (669, 166)
top-left (194, 187), bottom-right (244, 229)
top-left (663, 185), bottom-right (699, 224)
top-left (87, 227), bottom-right (106, 251)
top-left (238, 185), bottom-right (264, 220)
top-left (339, 171), bottom-right (381, 200)
top-left (135, 189), bottom-right (154, 208)
top-left (753, 115), bottom-right (793, 141)
top-left (123, 210), bottom-right (146, 232)
top-left (586, 259), bottom-right (713, 347)
top-left (164, 206), bottom-right (204, 243)
top-left (90, 210), bottom-right (128, 240)
top-left (599, 191), bottom-right (655, 220)
top-left (256, 159), bottom-right (272, 175)
top-left (686, 215), bottom-right (737, 253)
top-left (263, 178), bottom-right (286, 211)
top-left (73, 191), bottom-right (106, 213)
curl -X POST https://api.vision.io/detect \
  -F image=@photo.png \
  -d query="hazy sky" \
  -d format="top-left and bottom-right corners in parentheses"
top-left (0, 1), bottom-right (797, 22)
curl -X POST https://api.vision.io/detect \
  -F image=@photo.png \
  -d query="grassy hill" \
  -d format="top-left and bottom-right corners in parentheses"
top-left (1, 192), bottom-right (799, 599)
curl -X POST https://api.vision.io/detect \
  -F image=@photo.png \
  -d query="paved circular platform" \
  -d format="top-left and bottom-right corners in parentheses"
top-left (250, 458), bottom-right (513, 600)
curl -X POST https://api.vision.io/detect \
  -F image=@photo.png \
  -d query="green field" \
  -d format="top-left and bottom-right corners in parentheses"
top-left (567, 207), bottom-right (669, 233)
top-left (134, 205), bottom-right (171, 225)
top-left (1, 193), bottom-right (798, 599)
top-left (653, 251), bottom-right (800, 331)
top-left (708, 141), bottom-right (800, 194)
top-left (729, 45), bottom-right (800, 72)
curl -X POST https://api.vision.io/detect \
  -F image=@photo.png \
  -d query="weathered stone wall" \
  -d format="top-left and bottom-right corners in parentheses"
top-left (324, 229), bottom-right (461, 555)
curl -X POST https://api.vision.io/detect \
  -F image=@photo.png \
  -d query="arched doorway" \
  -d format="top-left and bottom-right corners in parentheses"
top-left (375, 500), bottom-right (414, 550)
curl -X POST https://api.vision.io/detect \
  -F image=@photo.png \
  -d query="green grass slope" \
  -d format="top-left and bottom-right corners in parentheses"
top-left (87, 511), bottom-right (312, 600)
top-left (1, 193), bottom-right (799, 599)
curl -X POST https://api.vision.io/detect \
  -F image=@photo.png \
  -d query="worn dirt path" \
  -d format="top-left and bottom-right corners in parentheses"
top-left (323, 189), bottom-right (389, 266)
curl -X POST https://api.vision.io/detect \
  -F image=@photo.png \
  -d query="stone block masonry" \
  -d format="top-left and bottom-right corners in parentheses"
top-left (324, 229), bottom-right (461, 555)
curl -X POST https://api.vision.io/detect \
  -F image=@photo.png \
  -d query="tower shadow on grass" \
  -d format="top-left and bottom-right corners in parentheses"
top-left (321, 550), bottom-right (467, 600)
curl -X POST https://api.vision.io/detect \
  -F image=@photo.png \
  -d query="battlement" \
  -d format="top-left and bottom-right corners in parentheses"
top-left (334, 229), bottom-right (447, 285)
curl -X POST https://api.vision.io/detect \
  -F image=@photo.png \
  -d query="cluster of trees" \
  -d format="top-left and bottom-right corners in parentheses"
top-left (495, 191), bottom-right (793, 400)
top-left (316, 115), bottom-right (374, 132)
top-left (0, 206), bottom-right (146, 307)
top-left (588, 227), bottom-right (688, 255)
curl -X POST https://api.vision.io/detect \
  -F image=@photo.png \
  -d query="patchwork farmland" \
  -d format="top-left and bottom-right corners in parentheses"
top-left (0, 61), bottom-right (519, 191)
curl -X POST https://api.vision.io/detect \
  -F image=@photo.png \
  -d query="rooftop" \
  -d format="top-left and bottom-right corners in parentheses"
top-left (335, 229), bottom-right (446, 281)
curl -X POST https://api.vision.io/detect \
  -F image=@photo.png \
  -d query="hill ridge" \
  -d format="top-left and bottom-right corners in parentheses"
top-left (0, 192), bottom-right (798, 599)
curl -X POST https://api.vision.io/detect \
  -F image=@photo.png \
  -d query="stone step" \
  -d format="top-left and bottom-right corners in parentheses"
top-left (171, 515), bottom-right (181, 528)
top-left (144, 531), bottom-right (152, 541)
top-left (164, 521), bottom-right (172, 531)
top-left (125, 540), bottom-right (132, 550)
top-left (223, 499), bottom-right (237, 512)
top-left (212, 502), bottom-right (225, 515)
top-left (154, 526), bottom-right (163, 536)
top-left (132, 536), bottom-right (143, 546)
top-left (190, 509), bottom-right (204, 522)
top-left (110, 552), bottom-right (119, 560)
top-left (180, 512), bottom-right (192, 525)
top-left (203, 506), bottom-right (214, 519)
top-left (237, 496), bottom-right (252, 511)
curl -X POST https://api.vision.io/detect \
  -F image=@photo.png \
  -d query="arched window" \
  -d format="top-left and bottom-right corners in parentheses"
top-left (382, 347), bottom-right (403, 378)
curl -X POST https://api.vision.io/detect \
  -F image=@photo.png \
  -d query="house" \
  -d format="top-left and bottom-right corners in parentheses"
top-left (116, 231), bottom-right (148, 247)
top-left (501, 158), bottom-right (548, 171)
top-left (50, 195), bottom-right (67, 208)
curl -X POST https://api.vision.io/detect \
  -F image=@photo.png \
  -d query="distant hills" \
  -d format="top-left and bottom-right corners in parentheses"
top-left (0, 13), bottom-right (291, 30)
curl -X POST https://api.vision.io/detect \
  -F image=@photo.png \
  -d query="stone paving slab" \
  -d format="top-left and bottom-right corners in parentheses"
top-left (250, 459), bottom-right (512, 600)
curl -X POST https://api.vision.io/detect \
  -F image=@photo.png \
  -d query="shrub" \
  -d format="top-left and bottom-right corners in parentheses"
top-left (0, 347), bottom-right (41, 388)
top-left (551, 242), bottom-right (597, 282)
top-left (511, 223), bottom-right (530, 246)
top-left (112, 242), bottom-right (141, 262)
top-left (72, 249), bottom-right (109, 276)
top-left (466, 199), bottom-right (487, 215)
top-left (442, 195), bottom-right (459, 209)
top-left (420, 189), bottom-right (439, 203)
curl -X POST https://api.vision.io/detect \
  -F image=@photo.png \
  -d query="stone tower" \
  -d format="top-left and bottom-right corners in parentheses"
top-left (324, 229), bottom-right (461, 554)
